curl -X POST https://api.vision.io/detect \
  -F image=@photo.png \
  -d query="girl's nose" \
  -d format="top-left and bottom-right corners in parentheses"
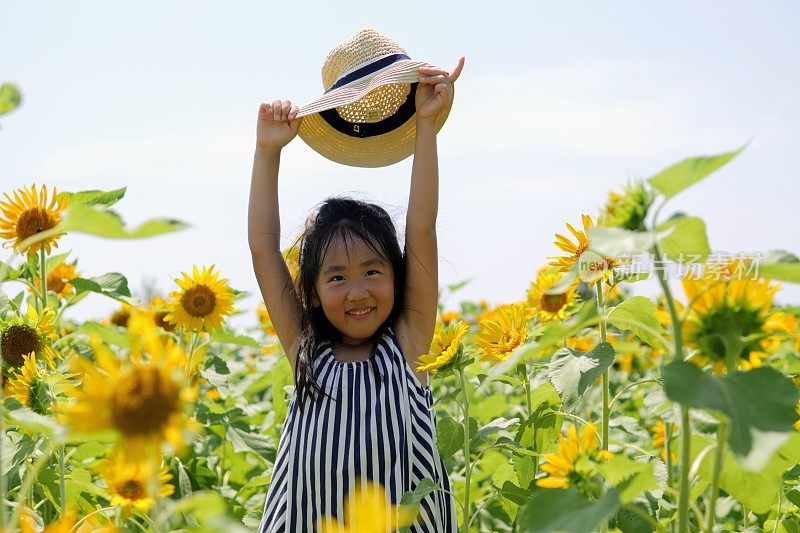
top-left (347, 283), bottom-right (369, 301)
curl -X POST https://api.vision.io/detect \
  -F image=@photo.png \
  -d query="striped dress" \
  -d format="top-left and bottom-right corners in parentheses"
top-left (258, 327), bottom-right (457, 532)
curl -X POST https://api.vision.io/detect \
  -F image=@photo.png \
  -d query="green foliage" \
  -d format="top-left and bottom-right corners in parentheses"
top-left (607, 295), bottom-right (663, 348)
top-left (648, 144), bottom-right (746, 199)
top-left (664, 362), bottom-right (799, 468)
top-left (655, 215), bottom-right (711, 262)
top-left (547, 342), bottom-right (615, 409)
top-left (0, 83), bottom-right (22, 115)
top-left (516, 487), bottom-right (621, 532)
top-left (57, 187), bottom-right (127, 207)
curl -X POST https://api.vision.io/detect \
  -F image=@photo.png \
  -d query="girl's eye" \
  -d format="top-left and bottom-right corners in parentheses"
top-left (366, 270), bottom-right (380, 276)
top-left (328, 275), bottom-right (344, 282)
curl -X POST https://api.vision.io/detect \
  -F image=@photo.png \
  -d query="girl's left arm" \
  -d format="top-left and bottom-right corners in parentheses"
top-left (397, 57), bottom-right (465, 374)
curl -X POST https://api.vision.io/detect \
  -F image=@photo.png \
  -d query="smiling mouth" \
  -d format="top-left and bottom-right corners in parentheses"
top-left (346, 307), bottom-right (375, 316)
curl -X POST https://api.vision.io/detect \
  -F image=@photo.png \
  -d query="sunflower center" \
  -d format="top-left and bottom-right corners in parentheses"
top-left (47, 276), bottom-right (66, 295)
top-left (181, 285), bottom-right (216, 317)
top-left (154, 312), bottom-right (175, 332)
top-left (1, 325), bottom-right (40, 367)
top-left (541, 293), bottom-right (568, 313)
top-left (111, 309), bottom-right (130, 328)
top-left (111, 366), bottom-right (181, 437)
top-left (119, 479), bottom-right (145, 500)
top-left (694, 304), bottom-right (764, 362)
top-left (16, 208), bottom-right (57, 241)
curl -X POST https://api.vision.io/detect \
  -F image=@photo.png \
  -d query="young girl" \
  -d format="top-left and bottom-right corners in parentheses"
top-left (248, 58), bottom-right (464, 533)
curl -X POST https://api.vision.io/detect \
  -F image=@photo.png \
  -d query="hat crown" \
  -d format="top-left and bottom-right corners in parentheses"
top-left (321, 29), bottom-right (407, 90)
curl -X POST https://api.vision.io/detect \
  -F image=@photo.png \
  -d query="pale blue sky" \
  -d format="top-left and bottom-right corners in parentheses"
top-left (2, 1), bottom-right (799, 330)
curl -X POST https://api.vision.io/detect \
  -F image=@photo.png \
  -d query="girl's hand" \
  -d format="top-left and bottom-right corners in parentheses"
top-left (256, 100), bottom-right (302, 152)
top-left (415, 56), bottom-right (465, 123)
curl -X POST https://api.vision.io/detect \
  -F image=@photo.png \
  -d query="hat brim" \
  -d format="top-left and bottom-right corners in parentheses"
top-left (296, 60), bottom-right (452, 168)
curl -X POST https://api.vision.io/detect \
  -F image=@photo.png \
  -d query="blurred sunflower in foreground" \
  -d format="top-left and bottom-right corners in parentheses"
top-left (0, 183), bottom-right (69, 256)
top-left (475, 302), bottom-right (530, 362)
top-left (0, 305), bottom-right (61, 369)
top-left (165, 265), bottom-right (235, 333)
top-left (59, 313), bottom-right (199, 462)
top-left (682, 259), bottom-right (793, 374)
top-left (416, 320), bottom-right (469, 372)
top-left (317, 481), bottom-right (415, 533)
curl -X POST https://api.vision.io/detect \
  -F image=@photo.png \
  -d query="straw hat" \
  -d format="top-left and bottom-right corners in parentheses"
top-left (296, 29), bottom-right (453, 168)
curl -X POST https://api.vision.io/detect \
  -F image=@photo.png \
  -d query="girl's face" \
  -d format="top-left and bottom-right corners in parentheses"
top-left (313, 234), bottom-right (395, 346)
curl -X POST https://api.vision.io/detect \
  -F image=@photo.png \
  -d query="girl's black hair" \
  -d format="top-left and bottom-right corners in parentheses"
top-left (292, 196), bottom-right (406, 411)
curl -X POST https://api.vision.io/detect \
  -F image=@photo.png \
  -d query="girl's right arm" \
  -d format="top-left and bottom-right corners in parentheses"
top-left (248, 100), bottom-right (303, 371)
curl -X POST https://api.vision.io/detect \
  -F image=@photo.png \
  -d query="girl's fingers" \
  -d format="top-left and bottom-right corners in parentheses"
top-left (420, 74), bottom-right (449, 85)
top-left (448, 57), bottom-right (465, 83)
top-left (272, 100), bottom-right (282, 121)
top-left (288, 105), bottom-right (300, 120)
top-left (281, 100), bottom-right (292, 120)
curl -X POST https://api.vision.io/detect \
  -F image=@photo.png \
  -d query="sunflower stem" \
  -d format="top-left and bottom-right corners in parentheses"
top-left (595, 281), bottom-right (610, 451)
top-left (652, 244), bottom-right (691, 533)
top-left (457, 368), bottom-right (472, 533)
top-left (9, 439), bottom-right (55, 528)
top-left (39, 246), bottom-right (48, 312)
top-left (704, 419), bottom-right (727, 533)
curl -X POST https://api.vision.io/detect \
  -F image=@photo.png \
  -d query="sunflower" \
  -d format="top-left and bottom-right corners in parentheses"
top-left (0, 183), bottom-right (69, 257)
top-left (147, 295), bottom-right (176, 333)
top-left (29, 259), bottom-right (79, 299)
top-left (164, 265), bottom-right (236, 333)
top-left (526, 267), bottom-right (579, 323)
top-left (256, 300), bottom-right (277, 337)
top-left (317, 481), bottom-right (414, 533)
top-left (597, 181), bottom-right (654, 231)
top-left (20, 507), bottom-right (81, 533)
top-left (650, 420), bottom-right (677, 462)
top-left (475, 302), bottom-right (530, 362)
top-left (284, 244), bottom-right (300, 282)
top-left (537, 422), bottom-right (612, 489)
top-left (416, 320), bottom-right (469, 372)
top-left (109, 303), bottom-right (133, 328)
top-left (101, 448), bottom-right (174, 516)
top-left (566, 335), bottom-right (595, 352)
top-left (682, 260), bottom-right (790, 374)
top-left (440, 310), bottom-right (462, 325)
top-left (6, 352), bottom-right (51, 415)
top-left (59, 314), bottom-right (198, 461)
top-left (549, 214), bottom-right (592, 272)
top-left (0, 305), bottom-right (60, 369)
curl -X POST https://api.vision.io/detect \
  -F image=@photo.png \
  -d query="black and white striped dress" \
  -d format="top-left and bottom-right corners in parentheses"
top-left (258, 327), bottom-right (458, 532)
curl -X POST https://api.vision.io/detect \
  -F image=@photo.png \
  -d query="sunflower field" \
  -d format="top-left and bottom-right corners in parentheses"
top-left (2, 83), bottom-right (800, 533)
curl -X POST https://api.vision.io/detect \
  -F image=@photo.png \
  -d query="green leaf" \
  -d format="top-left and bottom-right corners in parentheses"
top-left (71, 272), bottom-right (132, 302)
top-left (57, 187), bottom-right (126, 207)
top-left (76, 321), bottom-right (130, 348)
top-left (4, 398), bottom-right (65, 440)
top-left (663, 362), bottom-right (799, 469)
top-left (587, 227), bottom-right (658, 258)
top-left (471, 417), bottom-right (519, 447)
top-left (606, 295), bottom-right (663, 348)
top-left (759, 250), bottom-right (800, 284)
top-left (596, 455), bottom-right (657, 503)
top-left (696, 431), bottom-right (800, 514)
top-left (210, 330), bottom-right (261, 347)
top-left (270, 357), bottom-right (293, 424)
top-left (0, 83), bottom-right (22, 115)
top-left (516, 487), bottom-right (621, 533)
top-left (225, 426), bottom-right (272, 457)
top-left (655, 215), bottom-right (711, 262)
top-left (18, 203), bottom-right (189, 251)
top-left (648, 144), bottom-right (746, 199)
top-left (436, 416), bottom-right (464, 460)
top-left (398, 478), bottom-right (441, 531)
top-left (547, 342), bottom-right (615, 409)
top-left (536, 302), bottom-right (598, 348)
